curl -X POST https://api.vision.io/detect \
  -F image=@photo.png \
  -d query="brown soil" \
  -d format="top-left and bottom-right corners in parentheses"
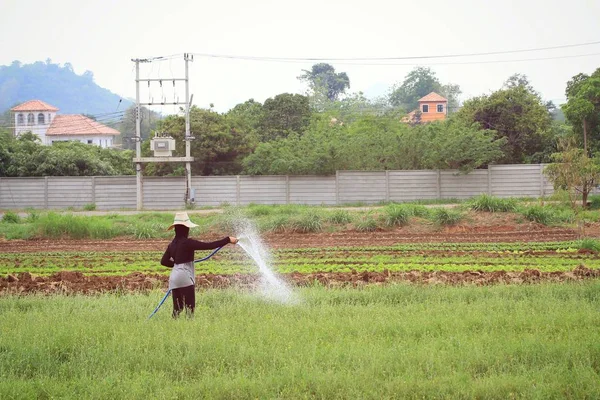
top-left (0, 216), bottom-right (585, 254)
top-left (1, 266), bottom-right (599, 295)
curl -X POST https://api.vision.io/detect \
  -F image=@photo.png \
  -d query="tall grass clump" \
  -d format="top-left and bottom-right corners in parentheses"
top-left (430, 208), bottom-right (463, 226)
top-left (25, 209), bottom-right (39, 222)
top-left (468, 194), bottom-right (517, 212)
top-left (578, 238), bottom-right (600, 252)
top-left (326, 210), bottom-right (353, 224)
top-left (83, 203), bottom-right (96, 211)
top-left (36, 213), bottom-right (118, 239)
top-left (355, 214), bottom-right (378, 232)
top-left (291, 211), bottom-right (322, 233)
top-left (404, 204), bottom-right (430, 218)
top-left (1, 211), bottom-right (20, 224)
top-left (246, 204), bottom-right (274, 217)
top-left (520, 205), bottom-right (555, 225)
top-left (384, 205), bottom-right (410, 227)
top-left (260, 215), bottom-right (290, 233)
top-left (588, 195), bottom-right (600, 210)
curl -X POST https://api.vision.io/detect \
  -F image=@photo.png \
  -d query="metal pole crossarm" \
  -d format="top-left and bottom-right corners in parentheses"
top-left (138, 78), bottom-right (187, 82)
top-left (139, 102), bottom-right (189, 106)
top-left (133, 157), bottom-right (195, 163)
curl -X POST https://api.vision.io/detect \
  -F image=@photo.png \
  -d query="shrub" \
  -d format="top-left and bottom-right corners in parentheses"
top-left (2, 211), bottom-right (20, 224)
top-left (521, 206), bottom-right (554, 225)
top-left (431, 208), bottom-right (463, 226)
top-left (468, 194), bottom-right (517, 212)
top-left (384, 205), bottom-right (410, 227)
top-left (83, 203), bottom-right (97, 211)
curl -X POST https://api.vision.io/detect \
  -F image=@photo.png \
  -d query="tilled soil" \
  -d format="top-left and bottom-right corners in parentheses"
top-left (1, 266), bottom-right (599, 295)
top-left (1, 218), bottom-right (598, 295)
top-left (0, 227), bottom-right (581, 254)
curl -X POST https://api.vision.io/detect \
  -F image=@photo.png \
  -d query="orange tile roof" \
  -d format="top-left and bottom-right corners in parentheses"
top-left (46, 115), bottom-right (119, 136)
top-left (418, 92), bottom-right (447, 102)
top-left (11, 100), bottom-right (59, 112)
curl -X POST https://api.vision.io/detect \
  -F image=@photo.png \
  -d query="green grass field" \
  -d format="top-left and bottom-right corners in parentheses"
top-left (1, 283), bottom-right (599, 399)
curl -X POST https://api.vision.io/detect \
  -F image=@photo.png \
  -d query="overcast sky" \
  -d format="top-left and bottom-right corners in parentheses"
top-left (1, 0), bottom-right (599, 113)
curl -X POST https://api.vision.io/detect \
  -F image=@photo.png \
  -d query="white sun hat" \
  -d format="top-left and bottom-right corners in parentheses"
top-left (167, 211), bottom-right (199, 230)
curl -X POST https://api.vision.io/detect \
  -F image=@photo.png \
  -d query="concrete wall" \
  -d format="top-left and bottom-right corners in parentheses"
top-left (0, 164), bottom-right (560, 210)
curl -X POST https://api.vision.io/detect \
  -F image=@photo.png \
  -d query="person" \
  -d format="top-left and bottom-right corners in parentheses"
top-left (161, 211), bottom-right (238, 318)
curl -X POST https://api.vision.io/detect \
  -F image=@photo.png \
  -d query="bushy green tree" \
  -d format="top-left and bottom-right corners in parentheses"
top-left (243, 114), bottom-right (505, 175)
top-left (388, 67), bottom-right (461, 113)
top-left (260, 93), bottom-right (311, 141)
top-left (562, 68), bottom-right (600, 154)
top-left (545, 138), bottom-right (600, 208)
top-left (456, 75), bottom-right (553, 164)
top-left (145, 106), bottom-right (255, 176)
top-left (0, 132), bottom-right (134, 176)
top-left (298, 63), bottom-right (350, 102)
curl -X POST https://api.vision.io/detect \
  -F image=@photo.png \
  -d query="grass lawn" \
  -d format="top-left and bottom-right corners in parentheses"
top-left (1, 283), bottom-right (599, 399)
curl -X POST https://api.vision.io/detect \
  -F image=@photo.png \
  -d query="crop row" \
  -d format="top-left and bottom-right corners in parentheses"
top-left (2, 255), bottom-right (599, 277)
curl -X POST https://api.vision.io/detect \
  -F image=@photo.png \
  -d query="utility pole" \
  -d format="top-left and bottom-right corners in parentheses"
top-left (134, 58), bottom-right (147, 211)
top-left (132, 54), bottom-right (195, 211)
top-left (184, 53), bottom-right (192, 202)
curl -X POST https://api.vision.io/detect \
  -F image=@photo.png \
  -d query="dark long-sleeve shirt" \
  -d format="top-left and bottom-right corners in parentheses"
top-left (161, 236), bottom-right (231, 268)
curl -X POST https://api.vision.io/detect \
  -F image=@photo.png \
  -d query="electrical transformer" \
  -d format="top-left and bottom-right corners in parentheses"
top-left (150, 135), bottom-right (176, 157)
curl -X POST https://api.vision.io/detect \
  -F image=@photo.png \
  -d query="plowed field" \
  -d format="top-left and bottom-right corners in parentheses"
top-left (2, 218), bottom-right (600, 295)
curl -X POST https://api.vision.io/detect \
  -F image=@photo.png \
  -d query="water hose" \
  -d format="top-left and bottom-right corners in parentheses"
top-left (147, 246), bottom-right (224, 319)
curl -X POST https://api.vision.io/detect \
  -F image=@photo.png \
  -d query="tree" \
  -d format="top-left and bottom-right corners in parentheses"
top-left (260, 93), bottom-right (311, 141)
top-left (145, 106), bottom-right (255, 176)
top-left (0, 132), bottom-right (134, 177)
top-left (242, 113), bottom-right (505, 175)
top-left (117, 105), bottom-right (161, 150)
top-left (456, 76), bottom-right (553, 164)
top-left (562, 68), bottom-right (600, 154)
top-left (298, 63), bottom-right (350, 101)
top-left (388, 67), bottom-right (461, 113)
top-left (544, 138), bottom-right (600, 208)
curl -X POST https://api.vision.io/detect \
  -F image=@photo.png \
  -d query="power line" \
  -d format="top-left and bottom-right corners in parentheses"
top-left (189, 40), bottom-right (600, 62)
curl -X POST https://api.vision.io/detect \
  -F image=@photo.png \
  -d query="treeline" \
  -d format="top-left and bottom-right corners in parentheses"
top-left (3, 64), bottom-right (599, 178)
top-left (0, 132), bottom-right (134, 176)
top-left (142, 66), bottom-right (568, 176)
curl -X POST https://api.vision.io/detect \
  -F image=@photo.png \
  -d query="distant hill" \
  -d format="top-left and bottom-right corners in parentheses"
top-left (0, 60), bottom-right (132, 115)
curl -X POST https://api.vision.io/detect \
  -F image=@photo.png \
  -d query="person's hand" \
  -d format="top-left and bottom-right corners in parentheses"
top-left (229, 236), bottom-right (239, 244)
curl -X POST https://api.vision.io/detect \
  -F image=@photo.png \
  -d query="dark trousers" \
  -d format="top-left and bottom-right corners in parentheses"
top-left (172, 284), bottom-right (195, 318)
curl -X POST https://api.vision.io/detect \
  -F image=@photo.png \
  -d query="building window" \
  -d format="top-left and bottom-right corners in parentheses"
top-left (422, 104), bottom-right (429, 113)
top-left (27, 113), bottom-right (34, 124)
top-left (17, 114), bottom-right (24, 125)
top-left (87, 139), bottom-right (93, 144)
top-left (437, 104), bottom-right (444, 113)
top-left (38, 113), bottom-right (45, 124)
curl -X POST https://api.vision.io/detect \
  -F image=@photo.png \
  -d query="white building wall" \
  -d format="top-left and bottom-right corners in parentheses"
top-left (47, 135), bottom-right (114, 148)
top-left (14, 111), bottom-right (57, 143)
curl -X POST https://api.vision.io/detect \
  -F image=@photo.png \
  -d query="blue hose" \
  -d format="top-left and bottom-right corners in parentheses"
top-left (148, 246), bottom-right (224, 319)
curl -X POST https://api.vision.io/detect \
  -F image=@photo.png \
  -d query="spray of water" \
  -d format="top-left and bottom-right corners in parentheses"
top-left (233, 218), bottom-right (298, 304)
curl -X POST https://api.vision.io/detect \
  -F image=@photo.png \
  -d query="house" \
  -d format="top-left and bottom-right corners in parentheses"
top-left (402, 92), bottom-right (448, 124)
top-left (11, 100), bottom-right (118, 148)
